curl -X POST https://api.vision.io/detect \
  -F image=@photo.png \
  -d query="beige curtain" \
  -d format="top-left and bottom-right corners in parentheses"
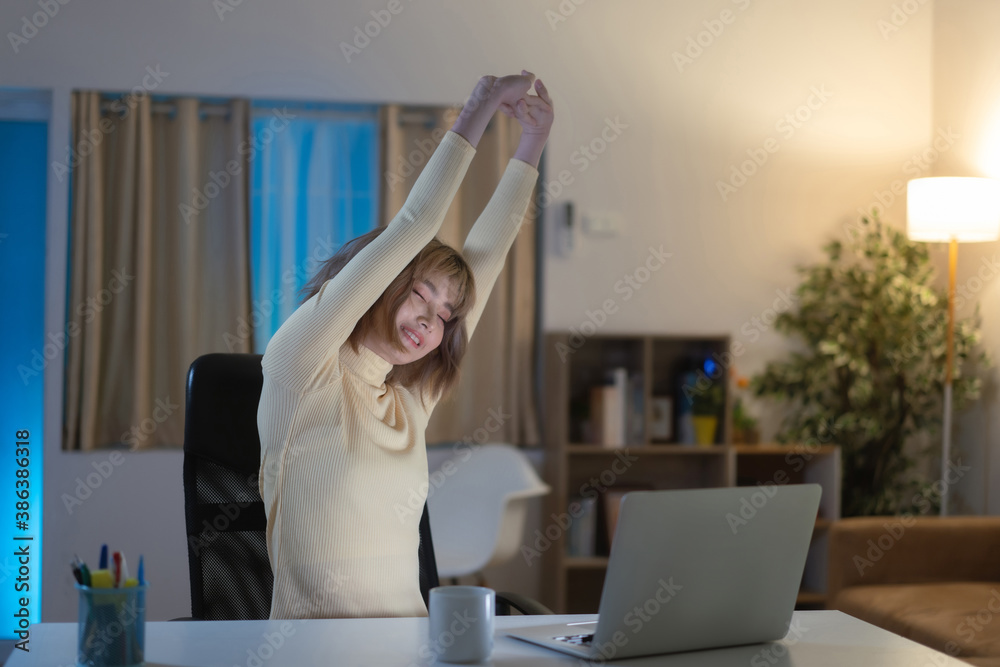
top-left (64, 92), bottom-right (252, 451)
top-left (381, 104), bottom-right (540, 447)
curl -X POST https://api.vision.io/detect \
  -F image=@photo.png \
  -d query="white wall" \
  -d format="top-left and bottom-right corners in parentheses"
top-left (931, 0), bottom-right (1000, 515)
top-left (0, 0), bottom-right (945, 622)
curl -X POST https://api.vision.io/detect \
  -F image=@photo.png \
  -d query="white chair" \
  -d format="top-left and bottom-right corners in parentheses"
top-left (426, 443), bottom-right (550, 583)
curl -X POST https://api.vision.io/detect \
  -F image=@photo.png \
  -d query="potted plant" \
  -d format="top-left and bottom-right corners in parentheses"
top-left (690, 382), bottom-right (723, 446)
top-left (731, 373), bottom-right (760, 444)
top-left (732, 396), bottom-right (760, 444)
top-left (752, 211), bottom-right (988, 516)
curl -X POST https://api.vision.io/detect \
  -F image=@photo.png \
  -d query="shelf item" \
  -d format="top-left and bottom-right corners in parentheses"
top-left (541, 332), bottom-right (841, 614)
top-left (565, 496), bottom-right (598, 558)
top-left (648, 395), bottom-right (673, 440)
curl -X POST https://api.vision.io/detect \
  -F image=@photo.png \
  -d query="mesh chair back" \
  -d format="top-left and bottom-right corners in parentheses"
top-left (183, 353), bottom-right (272, 620)
top-left (183, 353), bottom-right (439, 620)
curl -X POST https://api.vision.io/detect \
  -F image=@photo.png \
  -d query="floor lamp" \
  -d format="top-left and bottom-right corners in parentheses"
top-left (906, 177), bottom-right (1000, 516)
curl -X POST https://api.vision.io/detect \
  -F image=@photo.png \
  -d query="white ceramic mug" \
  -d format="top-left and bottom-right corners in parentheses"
top-left (428, 586), bottom-right (495, 663)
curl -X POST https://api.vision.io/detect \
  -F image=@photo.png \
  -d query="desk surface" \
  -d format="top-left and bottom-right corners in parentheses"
top-left (9, 610), bottom-right (967, 666)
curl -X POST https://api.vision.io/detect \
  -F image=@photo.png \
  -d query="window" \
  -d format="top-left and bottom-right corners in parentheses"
top-left (248, 102), bottom-right (381, 353)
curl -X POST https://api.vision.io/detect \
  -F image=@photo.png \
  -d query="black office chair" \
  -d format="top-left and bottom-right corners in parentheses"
top-left (182, 353), bottom-right (550, 620)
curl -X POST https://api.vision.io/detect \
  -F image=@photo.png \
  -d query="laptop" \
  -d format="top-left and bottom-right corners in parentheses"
top-left (507, 484), bottom-right (822, 661)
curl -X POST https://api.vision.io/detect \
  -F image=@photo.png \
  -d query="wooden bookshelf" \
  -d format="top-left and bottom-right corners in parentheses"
top-left (541, 332), bottom-right (842, 613)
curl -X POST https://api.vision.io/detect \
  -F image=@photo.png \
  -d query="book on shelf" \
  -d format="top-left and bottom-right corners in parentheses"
top-left (628, 371), bottom-right (644, 444)
top-left (588, 367), bottom-right (643, 447)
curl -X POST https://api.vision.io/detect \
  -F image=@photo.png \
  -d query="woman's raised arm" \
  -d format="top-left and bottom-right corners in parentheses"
top-left (261, 74), bottom-right (536, 392)
top-left (460, 78), bottom-right (554, 338)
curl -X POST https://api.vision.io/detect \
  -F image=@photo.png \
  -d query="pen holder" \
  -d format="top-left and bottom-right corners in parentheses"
top-left (75, 583), bottom-right (147, 667)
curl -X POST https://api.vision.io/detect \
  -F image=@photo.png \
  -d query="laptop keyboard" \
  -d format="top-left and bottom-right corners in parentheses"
top-left (555, 633), bottom-right (594, 646)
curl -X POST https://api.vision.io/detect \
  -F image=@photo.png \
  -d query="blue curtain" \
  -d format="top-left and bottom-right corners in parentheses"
top-left (249, 103), bottom-right (380, 354)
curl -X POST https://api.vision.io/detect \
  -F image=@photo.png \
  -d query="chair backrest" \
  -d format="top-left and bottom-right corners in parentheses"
top-left (427, 443), bottom-right (550, 577)
top-left (183, 353), bottom-right (439, 620)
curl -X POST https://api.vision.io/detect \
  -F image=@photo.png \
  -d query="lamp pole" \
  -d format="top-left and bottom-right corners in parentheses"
top-left (906, 176), bottom-right (1000, 517)
top-left (941, 238), bottom-right (957, 516)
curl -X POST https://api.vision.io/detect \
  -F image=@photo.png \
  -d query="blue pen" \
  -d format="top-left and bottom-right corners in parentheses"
top-left (99, 544), bottom-right (108, 570)
top-left (137, 555), bottom-right (144, 586)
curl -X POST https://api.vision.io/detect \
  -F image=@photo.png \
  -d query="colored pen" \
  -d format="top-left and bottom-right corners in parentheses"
top-left (80, 563), bottom-right (92, 587)
top-left (99, 544), bottom-right (108, 570)
top-left (112, 552), bottom-right (122, 588)
top-left (137, 555), bottom-right (145, 586)
top-left (119, 553), bottom-right (130, 584)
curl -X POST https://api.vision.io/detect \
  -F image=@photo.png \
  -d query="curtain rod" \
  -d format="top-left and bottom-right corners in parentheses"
top-left (396, 108), bottom-right (458, 127)
top-left (98, 99), bottom-right (380, 123)
top-left (98, 100), bottom-right (231, 116)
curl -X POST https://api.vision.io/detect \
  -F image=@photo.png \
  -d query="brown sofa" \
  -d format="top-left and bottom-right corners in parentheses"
top-left (828, 516), bottom-right (1000, 667)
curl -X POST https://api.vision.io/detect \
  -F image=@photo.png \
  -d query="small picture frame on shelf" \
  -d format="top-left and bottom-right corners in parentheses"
top-left (649, 395), bottom-right (673, 441)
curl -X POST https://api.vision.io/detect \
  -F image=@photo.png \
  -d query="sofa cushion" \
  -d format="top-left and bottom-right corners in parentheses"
top-left (834, 582), bottom-right (1000, 661)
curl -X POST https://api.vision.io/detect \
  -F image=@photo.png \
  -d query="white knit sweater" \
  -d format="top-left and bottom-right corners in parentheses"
top-left (257, 130), bottom-right (538, 619)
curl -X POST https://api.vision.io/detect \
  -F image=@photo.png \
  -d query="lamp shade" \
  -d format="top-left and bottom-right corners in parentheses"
top-left (907, 177), bottom-right (1000, 242)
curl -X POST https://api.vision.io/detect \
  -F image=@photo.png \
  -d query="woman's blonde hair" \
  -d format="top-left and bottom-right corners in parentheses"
top-left (299, 227), bottom-right (476, 406)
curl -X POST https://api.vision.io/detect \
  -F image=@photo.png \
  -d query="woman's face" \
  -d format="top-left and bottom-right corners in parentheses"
top-left (367, 272), bottom-right (459, 366)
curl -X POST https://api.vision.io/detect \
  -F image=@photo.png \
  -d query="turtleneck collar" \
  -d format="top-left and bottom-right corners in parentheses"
top-left (339, 341), bottom-right (394, 386)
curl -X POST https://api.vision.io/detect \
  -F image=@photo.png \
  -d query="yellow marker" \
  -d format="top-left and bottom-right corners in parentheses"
top-left (123, 577), bottom-right (139, 588)
top-left (89, 569), bottom-right (114, 588)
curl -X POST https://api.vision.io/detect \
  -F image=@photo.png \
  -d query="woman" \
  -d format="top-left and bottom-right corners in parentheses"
top-left (257, 71), bottom-right (554, 619)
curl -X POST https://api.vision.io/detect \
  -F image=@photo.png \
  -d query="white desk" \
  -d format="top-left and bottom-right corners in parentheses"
top-left (8, 610), bottom-right (967, 666)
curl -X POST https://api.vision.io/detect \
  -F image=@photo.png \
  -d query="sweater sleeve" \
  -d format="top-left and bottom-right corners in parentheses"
top-left (460, 158), bottom-right (539, 338)
top-left (261, 131), bottom-right (477, 392)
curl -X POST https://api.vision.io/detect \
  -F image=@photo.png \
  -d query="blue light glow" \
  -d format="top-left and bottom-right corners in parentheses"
top-left (0, 118), bottom-right (47, 637)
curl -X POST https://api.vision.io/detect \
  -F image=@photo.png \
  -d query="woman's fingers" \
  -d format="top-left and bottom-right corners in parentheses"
top-left (533, 79), bottom-right (553, 106)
